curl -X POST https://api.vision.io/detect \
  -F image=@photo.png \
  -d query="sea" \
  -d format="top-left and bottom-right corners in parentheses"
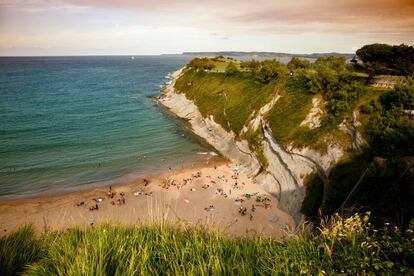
top-left (0, 56), bottom-right (213, 199)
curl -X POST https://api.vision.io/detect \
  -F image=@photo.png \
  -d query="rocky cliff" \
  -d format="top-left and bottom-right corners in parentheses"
top-left (157, 68), bottom-right (347, 225)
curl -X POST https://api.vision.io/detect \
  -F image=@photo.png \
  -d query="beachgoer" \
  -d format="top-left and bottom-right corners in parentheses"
top-left (143, 179), bottom-right (149, 186)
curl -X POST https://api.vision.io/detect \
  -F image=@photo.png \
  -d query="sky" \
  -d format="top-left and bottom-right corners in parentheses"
top-left (0, 0), bottom-right (413, 56)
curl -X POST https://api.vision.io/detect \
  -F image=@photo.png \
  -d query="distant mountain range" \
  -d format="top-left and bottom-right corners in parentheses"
top-left (180, 51), bottom-right (355, 61)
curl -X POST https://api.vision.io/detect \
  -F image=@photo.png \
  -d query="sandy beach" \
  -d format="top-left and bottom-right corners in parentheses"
top-left (0, 161), bottom-right (294, 238)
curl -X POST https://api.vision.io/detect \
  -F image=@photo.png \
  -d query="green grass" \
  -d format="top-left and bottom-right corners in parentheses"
top-left (1, 214), bottom-right (413, 275)
top-left (0, 225), bottom-right (43, 276)
top-left (175, 69), bottom-right (278, 135)
top-left (265, 76), bottom-right (314, 147)
top-left (210, 58), bottom-right (241, 72)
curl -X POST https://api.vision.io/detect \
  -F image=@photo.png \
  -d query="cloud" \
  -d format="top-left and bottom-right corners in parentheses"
top-left (52, 0), bottom-right (414, 36)
top-left (1, 0), bottom-right (413, 55)
top-left (2, 0), bottom-right (414, 37)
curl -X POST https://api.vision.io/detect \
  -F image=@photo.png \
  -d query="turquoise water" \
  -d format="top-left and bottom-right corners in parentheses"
top-left (0, 56), bottom-right (210, 199)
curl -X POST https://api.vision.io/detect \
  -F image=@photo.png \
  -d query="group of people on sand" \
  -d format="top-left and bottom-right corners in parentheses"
top-left (238, 204), bottom-right (257, 221)
top-left (161, 171), bottom-right (204, 190)
top-left (79, 178), bottom-right (154, 212)
top-left (110, 191), bottom-right (126, 206)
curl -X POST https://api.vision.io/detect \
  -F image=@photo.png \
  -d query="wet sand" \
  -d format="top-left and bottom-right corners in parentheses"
top-left (0, 162), bottom-right (294, 238)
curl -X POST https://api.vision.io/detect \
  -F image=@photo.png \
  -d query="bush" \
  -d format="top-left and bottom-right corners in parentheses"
top-left (225, 62), bottom-right (238, 76)
top-left (240, 60), bottom-right (260, 71)
top-left (309, 56), bottom-right (364, 117)
top-left (189, 58), bottom-right (215, 70)
top-left (287, 57), bottom-right (311, 70)
top-left (366, 80), bottom-right (414, 157)
top-left (255, 59), bottom-right (287, 84)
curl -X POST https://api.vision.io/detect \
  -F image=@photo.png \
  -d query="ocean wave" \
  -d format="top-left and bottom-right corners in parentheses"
top-left (196, 151), bottom-right (218, 156)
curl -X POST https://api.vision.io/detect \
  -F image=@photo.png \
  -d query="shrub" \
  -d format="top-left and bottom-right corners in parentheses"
top-left (255, 59), bottom-right (287, 84)
top-left (225, 62), bottom-right (238, 76)
top-left (240, 60), bottom-right (260, 71)
top-left (287, 57), bottom-right (311, 70)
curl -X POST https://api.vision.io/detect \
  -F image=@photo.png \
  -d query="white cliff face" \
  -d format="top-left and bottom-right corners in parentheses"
top-left (300, 97), bottom-right (324, 129)
top-left (158, 69), bottom-right (261, 177)
top-left (338, 110), bottom-right (366, 153)
top-left (157, 69), bottom-right (344, 225)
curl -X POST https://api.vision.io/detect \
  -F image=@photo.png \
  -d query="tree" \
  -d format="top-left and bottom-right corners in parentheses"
top-left (240, 60), bottom-right (260, 72)
top-left (309, 56), bottom-right (361, 116)
top-left (367, 80), bottom-right (414, 157)
top-left (287, 57), bottom-right (311, 70)
top-left (255, 60), bottom-right (287, 84)
top-left (356, 43), bottom-right (414, 76)
top-left (309, 56), bottom-right (349, 95)
top-left (189, 58), bottom-right (215, 70)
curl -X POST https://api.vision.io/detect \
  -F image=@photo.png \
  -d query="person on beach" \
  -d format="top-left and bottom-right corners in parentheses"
top-left (143, 179), bottom-right (149, 186)
top-left (89, 203), bottom-right (99, 211)
top-left (108, 186), bottom-right (115, 198)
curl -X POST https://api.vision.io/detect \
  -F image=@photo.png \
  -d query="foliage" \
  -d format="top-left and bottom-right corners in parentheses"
top-left (309, 56), bottom-right (365, 117)
top-left (366, 80), bottom-right (414, 157)
top-left (240, 60), bottom-right (260, 71)
top-left (255, 59), bottom-right (287, 85)
top-left (321, 154), bottom-right (371, 216)
top-left (0, 226), bottom-right (43, 276)
top-left (287, 57), bottom-right (311, 70)
top-left (266, 74), bottom-right (314, 146)
top-left (174, 68), bottom-right (277, 135)
top-left (225, 62), bottom-right (238, 76)
top-left (1, 214), bottom-right (413, 275)
top-left (309, 56), bottom-right (349, 94)
top-left (349, 157), bottom-right (414, 229)
top-left (356, 43), bottom-right (414, 76)
top-left (188, 57), bottom-right (215, 70)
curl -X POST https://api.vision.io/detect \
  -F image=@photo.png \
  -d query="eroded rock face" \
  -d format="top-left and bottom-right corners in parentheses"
top-left (300, 97), bottom-right (323, 129)
top-left (158, 69), bottom-right (344, 226)
top-left (158, 69), bottom-right (261, 177)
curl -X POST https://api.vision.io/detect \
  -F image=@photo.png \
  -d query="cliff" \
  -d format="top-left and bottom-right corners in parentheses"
top-left (157, 68), bottom-right (349, 225)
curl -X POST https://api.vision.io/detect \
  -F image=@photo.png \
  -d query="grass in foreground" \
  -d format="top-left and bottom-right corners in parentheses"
top-left (1, 214), bottom-right (413, 275)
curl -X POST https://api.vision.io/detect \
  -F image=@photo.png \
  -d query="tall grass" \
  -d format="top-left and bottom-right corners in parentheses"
top-left (0, 225), bottom-right (43, 275)
top-left (1, 214), bottom-right (413, 275)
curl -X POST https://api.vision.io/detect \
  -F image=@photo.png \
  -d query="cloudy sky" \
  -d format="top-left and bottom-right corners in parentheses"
top-left (0, 0), bottom-right (413, 55)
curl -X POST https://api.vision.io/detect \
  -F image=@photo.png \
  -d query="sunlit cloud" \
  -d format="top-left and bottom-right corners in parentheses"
top-left (0, 0), bottom-right (413, 55)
